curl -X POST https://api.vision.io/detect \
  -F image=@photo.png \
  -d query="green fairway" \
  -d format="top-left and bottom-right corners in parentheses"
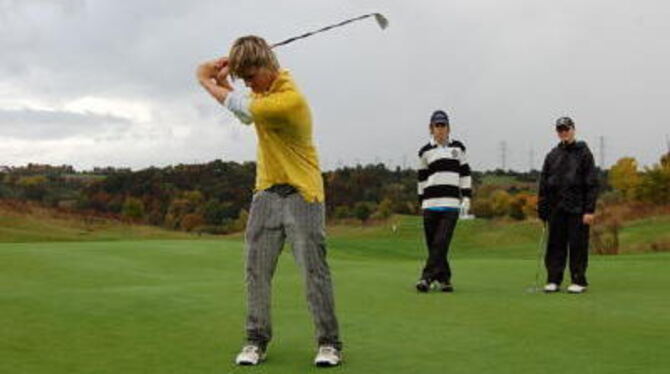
top-left (1, 217), bottom-right (669, 373)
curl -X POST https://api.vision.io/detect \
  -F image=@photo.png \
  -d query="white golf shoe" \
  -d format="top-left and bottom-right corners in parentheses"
top-left (314, 345), bottom-right (342, 367)
top-left (543, 283), bottom-right (559, 293)
top-left (567, 284), bottom-right (587, 294)
top-left (235, 344), bottom-right (265, 366)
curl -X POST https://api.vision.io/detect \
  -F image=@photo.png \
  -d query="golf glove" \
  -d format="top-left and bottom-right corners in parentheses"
top-left (461, 198), bottom-right (471, 215)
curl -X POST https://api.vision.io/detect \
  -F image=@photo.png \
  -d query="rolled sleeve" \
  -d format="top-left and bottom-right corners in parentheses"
top-left (223, 90), bottom-right (253, 125)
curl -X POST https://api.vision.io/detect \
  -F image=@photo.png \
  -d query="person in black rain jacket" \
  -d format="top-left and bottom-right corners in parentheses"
top-left (538, 116), bottom-right (599, 294)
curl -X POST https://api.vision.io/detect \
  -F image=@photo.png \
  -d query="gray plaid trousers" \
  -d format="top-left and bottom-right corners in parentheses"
top-left (244, 190), bottom-right (342, 350)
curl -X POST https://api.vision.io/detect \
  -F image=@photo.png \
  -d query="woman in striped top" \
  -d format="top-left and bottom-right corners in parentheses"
top-left (416, 110), bottom-right (472, 292)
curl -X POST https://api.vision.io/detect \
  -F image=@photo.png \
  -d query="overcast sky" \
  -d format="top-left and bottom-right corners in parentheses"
top-left (1, 0), bottom-right (669, 171)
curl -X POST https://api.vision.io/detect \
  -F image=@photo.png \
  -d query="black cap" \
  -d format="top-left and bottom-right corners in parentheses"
top-left (555, 116), bottom-right (575, 129)
top-left (430, 110), bottom-right (449, 125)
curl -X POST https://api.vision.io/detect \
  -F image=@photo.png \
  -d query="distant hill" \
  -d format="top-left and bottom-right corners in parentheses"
top-left (0, 200), bottom-right (195, 243)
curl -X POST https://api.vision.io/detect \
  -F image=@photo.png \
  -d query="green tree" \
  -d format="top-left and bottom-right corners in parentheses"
top-left (182, 190), bottom-right (205, 206)
top-left (18, 175), bottom-right (48, 201)
top-left (203, 199), bottom-right (236, 225)
top-left (122, 197), bottom-right (144, 220)
top-left (636, 154), bottom-right (670, 205)
top-left (334, 206), bottom-right (352, 219)
top-left (354, 202), bottom-right (374, 223)
top-left (233, 209), bottom-right (249, 232)
top-left (375, 198), bottom-right (394, 219)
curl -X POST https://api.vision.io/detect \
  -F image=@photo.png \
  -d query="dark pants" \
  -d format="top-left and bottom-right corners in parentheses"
top-left (421, 209), bottom-right (460, 283)
top-left (545, 209), bottom-right (590, 286)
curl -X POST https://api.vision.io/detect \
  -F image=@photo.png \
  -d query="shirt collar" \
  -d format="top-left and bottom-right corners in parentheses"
top-left (430, 136), bottom-right (450, 147)
top-left (253, 69), bottom-right (290, 97)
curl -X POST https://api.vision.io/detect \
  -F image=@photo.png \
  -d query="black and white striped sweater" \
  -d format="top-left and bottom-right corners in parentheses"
top-left (418, 138), bottom-right (472, 209)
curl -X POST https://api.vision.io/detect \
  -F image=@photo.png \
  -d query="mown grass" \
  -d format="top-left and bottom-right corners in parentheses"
top-left (1, 215), bottom-right (669, 373)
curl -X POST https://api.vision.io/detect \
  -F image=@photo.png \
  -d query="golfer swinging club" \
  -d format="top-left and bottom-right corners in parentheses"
top-left (196, 35), bottom-right (342, 367)
top-left (538, 116), bottom-right (599, 294)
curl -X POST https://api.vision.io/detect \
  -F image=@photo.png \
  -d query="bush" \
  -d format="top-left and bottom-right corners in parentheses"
top-left (591, 203), bottom-right (621, 255)
top-left (508, 195), bottom-right (527, 220)
top-left (354, 201), bottom-right (376, 223)
top-left (650, 240), bottom-right (670, 252)
top-left (636, 163), bottom-right (670, 205)
top-left (472, 198), bottom-right (494, 218)
top-left (522, 194), bottom-right (538, 219)
top-left (232, 209), bottom-right (248, 232)
top-left (122, 197), bottom-right (145, 220)
top-left (490, 190), bottom-right (512, 217)
top-left (334, 206), bottom-right (353, 219)
top-left (180, 213), bottom-right (205, 232)
top-left (203, 199), bottom-right (237, 225)
top-left (375, 198), bottom-right (393, 220)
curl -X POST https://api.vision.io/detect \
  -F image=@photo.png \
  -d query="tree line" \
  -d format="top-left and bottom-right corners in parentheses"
top-left (1, 152), bottom-right (667, 234)
top-left (0, 161), bottom-right (424, 233)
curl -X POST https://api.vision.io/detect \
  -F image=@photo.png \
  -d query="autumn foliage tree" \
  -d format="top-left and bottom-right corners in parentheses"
top-left (636, 153), bottom-right (670, 205)
top-left (609, 157), bottom-right (640, 200)
top-left (609, 154), bottom-right (670, 205)
top-left (122, 197), bottom-right (144, 221)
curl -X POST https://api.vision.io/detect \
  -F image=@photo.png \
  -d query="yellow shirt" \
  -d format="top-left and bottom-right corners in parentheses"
top-left (249, 70), bottom-right (324, 202)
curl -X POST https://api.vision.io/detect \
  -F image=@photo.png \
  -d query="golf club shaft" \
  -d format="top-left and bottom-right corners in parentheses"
top-left (271, 13), bottom-right (387, 48)
top-left (534, 224), bottom-right (548, 290)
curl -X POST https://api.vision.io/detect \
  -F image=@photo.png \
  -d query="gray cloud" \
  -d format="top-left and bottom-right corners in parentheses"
top-left (0, 0), bottom-right (669, 170)
top-left (0, 108), bottom-right (131, 139)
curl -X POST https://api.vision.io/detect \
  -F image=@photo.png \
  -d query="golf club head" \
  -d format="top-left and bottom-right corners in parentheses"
top-left (525, 285), bottom-right (543, 294)
top-left (373, 13), bottom-right (389, 30)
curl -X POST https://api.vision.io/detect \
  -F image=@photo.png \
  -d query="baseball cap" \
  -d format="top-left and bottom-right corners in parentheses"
top-left (430, 110), bottom-right (449, 125)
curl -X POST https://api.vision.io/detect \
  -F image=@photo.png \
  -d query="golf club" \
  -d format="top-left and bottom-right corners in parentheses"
top-left (526, 223), bottom-right (548, 293)
top-left (271, 13), bottom-right (389, 48)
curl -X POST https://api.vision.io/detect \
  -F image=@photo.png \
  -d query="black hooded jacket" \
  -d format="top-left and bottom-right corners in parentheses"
top-left (538, 140), bottom-right (599, 220)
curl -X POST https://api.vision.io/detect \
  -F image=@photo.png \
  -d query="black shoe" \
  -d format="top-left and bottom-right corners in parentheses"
top-left (415, 279), bottom-right (430, 293)
top-left (436, 281), bottom-right (454, 293)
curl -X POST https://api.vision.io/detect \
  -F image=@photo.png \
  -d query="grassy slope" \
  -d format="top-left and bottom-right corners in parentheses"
top-left (1, 215), bottom-right (669, 373)
top-left (0, 208), bottom-right (194, 242)
top-left (329, 214), bottom-right (670, 260)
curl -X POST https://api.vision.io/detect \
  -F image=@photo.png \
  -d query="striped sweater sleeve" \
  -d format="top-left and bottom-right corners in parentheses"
top-left (459, 146), bottom-right (472, 198)
top-left (417, 151), bottom-right (429, 203)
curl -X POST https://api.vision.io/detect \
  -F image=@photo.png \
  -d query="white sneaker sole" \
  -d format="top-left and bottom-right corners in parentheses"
top-left (235, 354), bottom-right (266, 366)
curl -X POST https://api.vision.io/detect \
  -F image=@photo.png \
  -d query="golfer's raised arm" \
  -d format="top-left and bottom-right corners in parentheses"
top-left (196, 59), bottom-right (230, 103)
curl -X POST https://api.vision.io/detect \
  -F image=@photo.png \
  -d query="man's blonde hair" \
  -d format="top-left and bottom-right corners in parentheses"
top-left (228, 35), bottom-right (280, 79)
